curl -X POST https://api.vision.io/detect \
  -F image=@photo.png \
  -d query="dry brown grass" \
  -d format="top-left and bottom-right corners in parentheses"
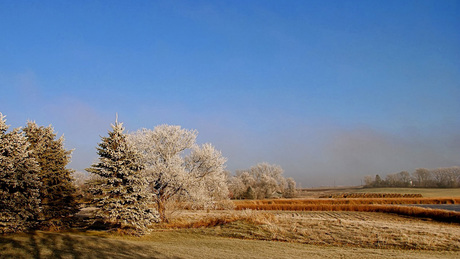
top-left (239, 204), bottom-right (459, 223)
top-left (155, 209), bottom-right (276, 229)
top-left (263, 211), bottom-right (460, 250)
top-left (148, 209), bottom-right (460, 251)
top-left (2, 227), bottom-right (459, 258)
top-left (234, 197), bottom-right (460, 206)
top-left (320, 193), bottom-right (423, 198)
top-left (2, 210), bottom-right (459, 257)
top-left (234, 198), bottom-right (460, 223)
top-left (299, 187), bottom-right (460, 198)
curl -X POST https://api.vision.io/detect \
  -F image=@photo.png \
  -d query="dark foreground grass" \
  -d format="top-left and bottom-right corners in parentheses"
top-left (1, 230), bottom-right (459, 259)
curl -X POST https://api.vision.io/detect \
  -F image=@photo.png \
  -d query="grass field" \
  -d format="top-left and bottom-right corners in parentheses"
top-left (234, 197), bottom-right (460, 224)
top-left (1, 214), bottom-right (459, 258)
top-left (298, 187), bottom-right (460, 198)
top-left (2, 229), bottom-right (459, 259)
top-left (163, 210), bottom-right (460, 250)
top-left (1, 209), bottom-right (460, 258)
top-left (355, 188), bottom-right (460, 198)
top-left (2, 188), bottom-right (460, 258)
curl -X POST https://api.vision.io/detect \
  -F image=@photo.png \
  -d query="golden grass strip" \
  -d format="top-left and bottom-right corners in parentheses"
top-left (320, 193), bottom-right (423, 198)
top-left (234, 203), bottom-right (460, 224)
top-left (158, 210), bottom-right (276, 229)
top-left (234, 197), bottom-right (460, 206)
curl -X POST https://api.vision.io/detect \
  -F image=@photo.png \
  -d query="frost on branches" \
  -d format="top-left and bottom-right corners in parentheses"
top-left (86, 120), bottom-right (158, 232)
top-left (23, 122), bottom-right (80, 223)
top-left (228, 163), bottom-right (297, 199)
top-left (0, 113), bottom-right (42, 233)
top-left (128, 125), bottom-right (229, 222)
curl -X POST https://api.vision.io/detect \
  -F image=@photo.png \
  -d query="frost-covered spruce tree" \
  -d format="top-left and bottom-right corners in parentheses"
top-left (23, 122), bottom-right (79, 222)
top-left (86, 119), bottom-right (158, 232)
top-left (0, 113), bottom-right (42, 233)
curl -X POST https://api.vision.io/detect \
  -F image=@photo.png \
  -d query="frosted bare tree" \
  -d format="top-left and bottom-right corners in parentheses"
top-left (413, 168), bottom-right (432, 187)
top-left (432, 167), bottom-right (459, 188)
top-left (228, 174), bottom-right (246, 199)
top-left (365, 167), bottom-right (460, 188)
top-left (72, 171), bottom-right (89, 189)
top-left (364, 175), bottom-right (374, 186)
top-left (128, 125), bottom-right (229, 222)
top-left (230, 163), bottom-right (295, 199)
top-left (284, 177), bottom-right (297, 198)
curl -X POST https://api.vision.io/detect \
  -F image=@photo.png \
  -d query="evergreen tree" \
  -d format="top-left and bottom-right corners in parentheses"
top-left (244, 186), bottom-right (256, 199)
top-left (86, 119), bottom-right (158, 232)
top-left (0, 113), bottom-right (42, 233)
top-left (23, 122), bottom-right (79, 222)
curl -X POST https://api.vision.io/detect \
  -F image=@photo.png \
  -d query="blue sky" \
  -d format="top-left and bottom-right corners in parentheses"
top-left (1, 0), bottom-right (459, 186)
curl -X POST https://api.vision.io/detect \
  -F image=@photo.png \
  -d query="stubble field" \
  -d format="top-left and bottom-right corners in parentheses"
top-left (162, 209), bottom-right (460, 250)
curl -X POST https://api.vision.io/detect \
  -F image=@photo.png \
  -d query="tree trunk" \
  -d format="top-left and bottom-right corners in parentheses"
top-left (157, 199), bottom-right (167, 223)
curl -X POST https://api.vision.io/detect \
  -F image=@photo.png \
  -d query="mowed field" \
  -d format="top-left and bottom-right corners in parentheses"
top-left (1, 188), bottom-right (460, 258)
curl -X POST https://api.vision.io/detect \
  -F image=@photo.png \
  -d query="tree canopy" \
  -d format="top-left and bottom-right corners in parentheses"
top-left (128, 125), bottom-right (229, 222)
top-left (23, 122), bottom-right (79, 222)
top-left (228, 163), bottom-right (296, 199)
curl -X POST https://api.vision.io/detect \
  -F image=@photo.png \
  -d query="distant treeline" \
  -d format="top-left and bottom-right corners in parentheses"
top-left (364, 167), bottom-right (460, 188)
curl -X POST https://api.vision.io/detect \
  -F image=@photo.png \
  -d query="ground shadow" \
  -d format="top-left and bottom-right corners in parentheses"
top-left (0, 231), bottom-right (179, 259)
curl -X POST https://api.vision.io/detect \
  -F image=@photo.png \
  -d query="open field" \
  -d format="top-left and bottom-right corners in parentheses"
top-left (163, 210), bottom-right (460, 250)
top-left (1, 230), bottom-right (459, 259)
top-left (234, 198), bottom-right (460, 223)
top-left (298, 187), bottom-right (460, 198)
top-left (1, 210), bottom-right (460, 258)
top-left (234, 197), bottom-right (460, 206)
top-left (2, 190), bottom-right (460, 258)
top-left (355, 188), bottom-right (460, 198)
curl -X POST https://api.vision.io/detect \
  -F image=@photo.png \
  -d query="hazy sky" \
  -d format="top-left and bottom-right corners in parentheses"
top-left (1, 0), bottom-right (459, 187)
